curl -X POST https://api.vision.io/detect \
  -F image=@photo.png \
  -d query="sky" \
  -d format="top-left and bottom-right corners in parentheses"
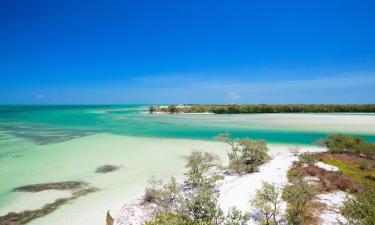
top-left (0, 0), bottom-right (374, 104)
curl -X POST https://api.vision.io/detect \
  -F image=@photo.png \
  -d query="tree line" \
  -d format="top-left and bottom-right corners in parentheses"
top-left (149, 104), bottom-right (375, 114)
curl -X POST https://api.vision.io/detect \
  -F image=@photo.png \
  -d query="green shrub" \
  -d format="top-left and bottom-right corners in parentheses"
top-left (341, 188), bottom-right (375, 225)
top-left (222, 136), bottom-right (270, 175)
top-left (144, 176), bottom-right (180, 211)
top-left (325, 134), bottom-right (365, 154)
top-left (148, 106), bottom-right (157, 114)
top-left (298, 152), bottom-right (316, 164)
top-left (167, 105), bottom-right (178, 113)
top-left (144, 150), bottom-right (250, 225)
top-left (282, 176), bottom-right (318, 225)
top-left (362, 143), bottom-right (375, 159)
top-left (184, 151), bottom-right (223, 188)
top-left (250, 182), bottom-right (282, 225)
top-left (359, 160), bottom-right (370, 170)
top-left (144, 212), bottom-right (190, 225)
top-left (223, 207), bottom-right (250, 225)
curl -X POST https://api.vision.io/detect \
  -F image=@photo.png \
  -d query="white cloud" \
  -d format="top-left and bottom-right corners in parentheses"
top-left (36, 94), bottom-right (46, 100)
top-left (228, 92), bottom-right (240, 100)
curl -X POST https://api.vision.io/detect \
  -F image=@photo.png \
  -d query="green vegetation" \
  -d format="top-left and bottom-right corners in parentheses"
top-left (216, 133), bottom-right (270, 175)
top-left (184, 151), bottom-right (223, 188)
top-left (341, 188), bottom-right (375, 225)
top-left (144, 176), bottom-right (180, 212)
top-left (151, 104), bottom-right (375, 114)
top-left (325, 134), bottom-right (375, 159)
top-left (283, 175), bottom-right (318, 225)
top-left (144, 151), bottom-right (249, 225)
top-left (298, 152), bottom-right (316, 164)
top-left (148, 106), bottom-right (157, 114)
top-left (250, 182), bottom-right (282, 225)
top-left (320, 158), bottom-right (375, 188)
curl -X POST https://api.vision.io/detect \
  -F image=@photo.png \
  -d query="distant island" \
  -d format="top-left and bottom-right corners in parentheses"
top-left (149, 104), bottom-right (375, 114)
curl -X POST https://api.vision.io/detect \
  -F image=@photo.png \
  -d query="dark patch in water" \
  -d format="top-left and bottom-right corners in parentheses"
top-left (0, 124), bottom-right (97, 145)
top-left (13, 181), bottom-right (87, 192)
top-left (95, 165), bottom-right (121, 173)
top-left (2, 181), bottom-right (97, 225)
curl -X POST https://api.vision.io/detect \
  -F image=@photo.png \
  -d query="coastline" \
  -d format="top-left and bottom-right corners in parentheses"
top-left (113, 144), bottom-right (326, 225)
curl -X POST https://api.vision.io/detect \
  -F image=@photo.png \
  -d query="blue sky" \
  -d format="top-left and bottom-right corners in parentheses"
top-left (0, 0), bottom-right (374, 104)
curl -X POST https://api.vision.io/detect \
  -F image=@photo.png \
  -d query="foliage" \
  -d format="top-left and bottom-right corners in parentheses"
top-left (184, 151), bottom-right (223, 188)
top-left (298, 152), bottom-right (316, 164)
top-left (144, 151), bottom-right (249, 225)
top-left (223, 207), bottom-right (250, 225)
top-left (320, 158), bottom-right (375, 188)
top-left (181, 187), bottom-right (223, 224)
top-left (341, 188), bottom-right (375, 225)
top-left (324, 134), bottom-right (375, 159)
top-left (325, 134), bottom-right (365, 154)
top-left (144, 212), bottom-right (191, 225)
top-left (362, 143), bottom-right (375, 159)
top-left (282, 175), bottom-right (318, 225)
top-left (153, 104), bottom-right (375, 114)
top-left (167, 105), bottom-right (178, 114)
top-left (144, 176), bottom-right (181, 211)
top-left (250, 182), bottom-right (282, 225)
top-left (226, 137), bottom-right (270, 175)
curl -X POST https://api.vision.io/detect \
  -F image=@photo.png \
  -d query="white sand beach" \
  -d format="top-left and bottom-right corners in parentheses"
top-left (113, 144), bottom-right (332, 225)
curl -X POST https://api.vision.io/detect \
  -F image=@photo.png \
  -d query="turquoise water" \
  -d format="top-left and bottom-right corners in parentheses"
top-left (0, 105), bottom-right (374, 224)
top-left (1, 105), bottom-right (374, 146)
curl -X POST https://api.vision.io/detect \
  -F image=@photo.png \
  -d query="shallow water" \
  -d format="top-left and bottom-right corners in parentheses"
top-left (0, 105), bottom-right (374, 224)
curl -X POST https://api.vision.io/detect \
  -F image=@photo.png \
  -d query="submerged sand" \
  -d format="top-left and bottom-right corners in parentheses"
top-left (1, 134), bottom-right (229, 225)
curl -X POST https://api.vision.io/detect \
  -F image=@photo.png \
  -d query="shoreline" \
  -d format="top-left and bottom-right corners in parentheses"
top-left (113, 144), bottom-right (326, 225)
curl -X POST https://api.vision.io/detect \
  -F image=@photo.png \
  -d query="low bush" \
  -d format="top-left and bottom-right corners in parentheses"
top-left (324, 134), bottom-right (375, 159)
top-left (341, 188), bottom-right (375, 225)
top-left (217, 133), bottom-right (270, 175)
top-left (290, 162), bottom-right (361, 192)
top-left (250, 182), bottom-right (282, 225)
top-left (298, 152), bottom-right (316, 164)
top-left (283, 175), bottom-right (318, 225)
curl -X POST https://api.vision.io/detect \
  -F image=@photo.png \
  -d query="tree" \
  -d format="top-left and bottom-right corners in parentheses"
top-left (184, 151), bottom-right (223, 188)
top-left (167, 105), bottom-right (178, 114)
top-left (282, 175), bottom-right (318, 225)
top-left (144, 176), bottom-right (181, 212)
top-left (149, 106), bottom-right (157, 114)
top-left (250, 182), bottom-right (282, 225)
top-left (341, 188), bottom-right (375, 225)
top-left (237, 139), bottom-right (270, 173)
top-left (144, 151), bottom-right (251, 225)
top-left (216, 134), bottom-right (270, 175)
top-left (325, 134), bottom-right (365, 154)
top-left (223, 207), bottom-right (250, 225)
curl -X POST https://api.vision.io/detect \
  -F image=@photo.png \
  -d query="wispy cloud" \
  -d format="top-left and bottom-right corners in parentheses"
top-left (36, 94), bottom-right (46, 100)
top-left (228, 92), bottom-right (240, 100)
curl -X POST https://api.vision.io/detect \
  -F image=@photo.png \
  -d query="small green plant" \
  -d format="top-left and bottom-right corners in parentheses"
top-left (250, 182), bottom-right (282, 225)
top-left (359, 160), bottom-right (370, 170)
top-left (223, 207), bottom-right (250, 225)
top-left (325, 134), bottom-right (365, 154)
top-left (283, 175), bottom-right (318, 225)
top-left (167, 105), bottom-right (178, 114)
top-left (144, 176), bottom-right (180, 211)
top-left (341, 188), bottom-right (375, 225)
top-left (216, 133), bottom-right (270, 175)
top-left (184, 151), bottom-right (223, 188)
top-left (298, 152), bottom-right (316, 164)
